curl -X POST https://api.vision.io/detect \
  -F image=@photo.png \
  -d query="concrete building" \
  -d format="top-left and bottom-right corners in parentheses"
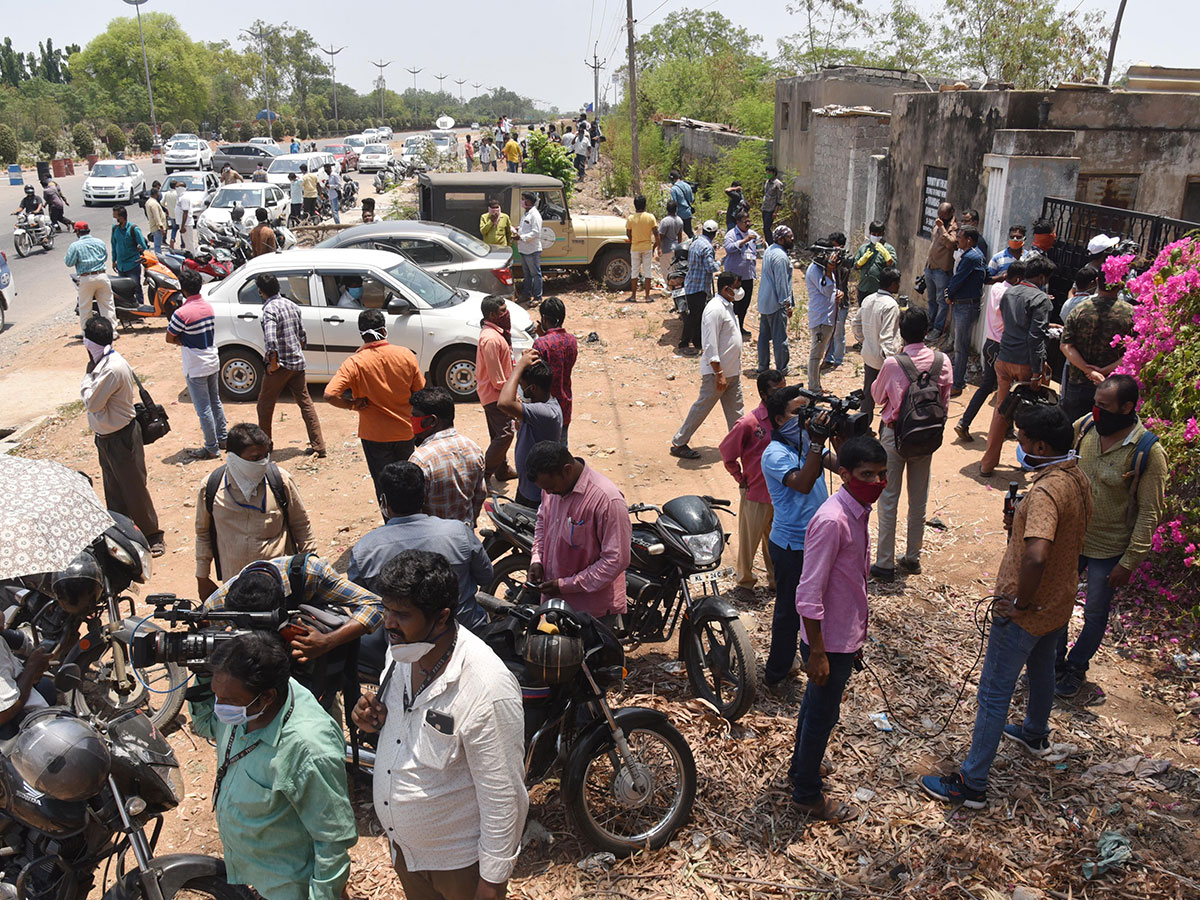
top-left (660, 118), bottom-right (771, 170)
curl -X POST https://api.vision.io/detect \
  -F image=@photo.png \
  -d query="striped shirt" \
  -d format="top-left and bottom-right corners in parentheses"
top-left (167, 295), bottom-right (219, 378)
top-left (684, 234), bottom-right (718, 296)
top-left (261, 295), bottom-right (309, 371)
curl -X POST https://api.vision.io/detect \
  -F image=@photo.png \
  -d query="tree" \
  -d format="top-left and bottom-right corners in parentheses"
top-left (160, 121), bottom-right (176, 141)
top-left (0, 124), bottom-right (18, 164)
top-left (132, 122), bottom-right (154, 152)
top-left (1, 38), bottom-right (28, 87)
top-left (523, 131), bottom-right (576, 197)
top-left (237, 122), bottom-right (252, 142)
top-left (71, 122), bottom-right (94, 158)
top-left (180, 118), bottom-right (197, 135)
top-left (279, 27), bottom-right (326, 130)
top-left (36, 125), bottom-right (58, 158)
top-left (776, 0), bottom-right (869, 74)
top-left (271, 118), bottom-right (284, 140)
top-left (104, 123), bottom-right (126, 153)
top-left (297, 120), bottom-right (309, 140)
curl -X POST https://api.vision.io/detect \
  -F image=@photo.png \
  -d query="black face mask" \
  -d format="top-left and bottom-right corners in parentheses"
top-left (1092, 405), bottom-right (1138, 436)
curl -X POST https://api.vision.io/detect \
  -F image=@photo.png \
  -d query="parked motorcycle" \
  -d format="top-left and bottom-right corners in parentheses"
top-left (373, 159), bottom-right (423, 193)
top-left (339, 179), bottom-right (359, 210)
top-left (481, 494), bottom-right (758, 721)
top-left (11, 211), bottom-right (55, 257)
top-left (0, 511), bottom-right (186, 731)
top-left (272, 217), bottom-right (297, 250)
top-left (198, 221), bottom-right (253, 269)
top-left (0, 672), bottom-right (249, 900)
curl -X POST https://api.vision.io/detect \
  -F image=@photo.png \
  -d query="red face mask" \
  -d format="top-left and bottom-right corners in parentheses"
top-left (846, 477), bottom-right (886, 506)
top-left (1032, 232), bottom-right (1056, 251)
top-left (410, 414), bottom-right (437, 440)
top-left (1008, 239), bottom-right (1024, 251)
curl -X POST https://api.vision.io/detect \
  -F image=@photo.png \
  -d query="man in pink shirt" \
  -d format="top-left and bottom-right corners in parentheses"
top-left (869, 307), bottom-right (952, 582)
top-left (719, 369), bottom-right (786, 594)
top-left (789, 434), bottom-right (888, 821)
top-left (527, 442), bottom-right (632, 620)
top-left (475, 296), bottom-right (518, 483)
top-left (956, 261), bottom-right (1019, 442)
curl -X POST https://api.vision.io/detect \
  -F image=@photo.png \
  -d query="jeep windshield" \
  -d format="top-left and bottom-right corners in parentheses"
top-left (386, 258), bottom-right (463, 309)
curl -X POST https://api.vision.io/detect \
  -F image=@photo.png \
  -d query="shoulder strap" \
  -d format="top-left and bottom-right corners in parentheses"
top-left (895, 352), bottom-right (921, 385)
top-left (1124, 430), bottom-right (1161, 527)
top-left (130, 370), bottom-right (155, 406)
top-left (287, 552), bottom-right (311, 605)
top-left (205, 466), bottom-right (227, 580)
top-left (928, 351), bottom-right (944, 380)
top-left (1074, 418), bottom-right (1097, 454)
top-left (266, 462), bottom-right (293, 548)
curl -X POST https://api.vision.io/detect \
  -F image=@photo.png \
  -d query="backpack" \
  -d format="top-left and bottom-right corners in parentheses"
top-left (1075, 419), bottom-right (1160, 527)
top-left (204, 463), bottom-right (290, 580)
top-left (893, 352), bottom-right (947, 458)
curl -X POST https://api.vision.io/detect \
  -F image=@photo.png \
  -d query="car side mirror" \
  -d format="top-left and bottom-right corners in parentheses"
top-left (386, 293), bottom-right (413, 314)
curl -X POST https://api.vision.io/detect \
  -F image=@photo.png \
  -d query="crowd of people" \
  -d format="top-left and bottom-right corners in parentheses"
top-left (462, 114), bottom-right (602, 180)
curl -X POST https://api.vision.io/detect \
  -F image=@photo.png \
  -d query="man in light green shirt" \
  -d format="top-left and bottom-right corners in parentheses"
top-left (189, 631), bottom-right (357, 900)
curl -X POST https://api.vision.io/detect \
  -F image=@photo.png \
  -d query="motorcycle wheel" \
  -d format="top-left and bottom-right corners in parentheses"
top-left (112, 873), bottom-right (256, 900)
top-left (681, 614), bottom-right (757, 722)
top-left (567, 713), bottom-right (697, 855)
top-left (43, 230), bottom-right (56, 251)
top-left (74, 636), bottom-right (187, 730)
top-left (485, 553), bottom-right (537, 607)
top-left (14, 231), bottom-right (32, 258)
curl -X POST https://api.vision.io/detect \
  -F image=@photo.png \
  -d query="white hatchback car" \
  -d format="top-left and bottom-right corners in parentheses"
top-left (164, 139), bottom-right (213, 173)
top-left (82, 160), bottom-right (147, 206)
top-left (205, 248), bottom-right (533, 402)
top-left (357, 143), bottom-right (395, 173)
top-left (266, 151), bottom-right (337, 187)
top-left (197, 183), bottom-right (289, 231)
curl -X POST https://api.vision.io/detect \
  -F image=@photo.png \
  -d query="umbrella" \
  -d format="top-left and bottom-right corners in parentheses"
top-left (0, 457), bottom-right (114, 580)
top-left (435, 115), bottom-right (455, 130)
top-left (255, 109), bottom-right (279, 121)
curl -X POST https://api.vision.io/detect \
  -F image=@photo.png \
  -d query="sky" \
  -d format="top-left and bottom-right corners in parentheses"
top-left (5, 0), bottom-right (1194, 112)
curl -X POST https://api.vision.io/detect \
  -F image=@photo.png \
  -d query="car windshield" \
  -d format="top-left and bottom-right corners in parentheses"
top-left (404, 137), bottom-right (425, 148)
top-left (364, 144), bottom-right (389, 154)
top-left (90, 163), bottom-right (133, 178)
top-left (346, 137), bottom-right (365, 148)
top-left (433, 137), bottom-right (452, 148)
top-left (172, 174), bottom-right (206, 190)
top-left (444, 226), bottom-right (490, 257)
top-left (173, 141), bottom-right (199, 150)
top-left (386, 258), bottom-right (462, 309)
top-left (211, 187), bottom-right (264, 208)
top-left (267, 157), bottom-right (313, 174)
top-left (326, 145), bottom-right (346, 153)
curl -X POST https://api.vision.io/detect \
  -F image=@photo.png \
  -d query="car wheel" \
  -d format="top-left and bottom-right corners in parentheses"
top-left (432, 346), bottom-right (478, 402)
top-left (218, 347), bottom-right (266, 401)
top-left (594, 246), bottom-right (633, 292)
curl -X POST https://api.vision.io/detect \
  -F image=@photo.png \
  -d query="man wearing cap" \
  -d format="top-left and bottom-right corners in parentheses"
top-left (66, 222), bottom-right (118, 338)
top-left (680, 220), bottom-right (721, 351)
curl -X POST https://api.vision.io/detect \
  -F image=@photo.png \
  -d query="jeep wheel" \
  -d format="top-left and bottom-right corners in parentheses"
top-left (219, 347), bottom-right (266, 401)
top-left (594, 247), bottom-right (632, 292)
top-left (433, 346), bottom-right (478, 402)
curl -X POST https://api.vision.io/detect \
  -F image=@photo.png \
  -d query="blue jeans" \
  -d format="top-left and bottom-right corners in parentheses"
top-left (521, 251), bottom-right (543, 301)
top-left (330, 190), bottom-right (341, 224)
top-left (789, 642), bottom-right (856, 803)
top-left (119, 263), bottom-right (144, 306)
top-left (951, 301), bottom-right (980, 389)
top-left (152, 230), bottom-right (163, 254)
top-left (824, 303), bottom-right (849, 365)
top-left (757, 309), bottom-right (790, 374)
top-left (765, 541), bottom-right (804, 684)
top-left (507, 161), bottom-right (519, 173)
top-left (186, 373), bottom-right (227, 454)
top-left (169, 219), bottom-right (179, 245)
top-left (924, 266), bottom-right (951, 334)
top-left (1057, 555), bottom-right (1122, 673)
top-left (960, 617), bottom-right (1058, 791)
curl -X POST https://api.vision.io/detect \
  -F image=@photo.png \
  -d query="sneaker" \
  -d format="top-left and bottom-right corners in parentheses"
top-left (954, 421), bottom-right (973, 442)
top-left (920, 772), bottom-right (986, 809)
top-left (869, 564), bottom-right (894, 583)
top-left (898, 557), bottom-right (922, 575)
top-left (188, 447), bottom-right (219, 460)
top-left (669, 444), bottom-right (701, 460)
top-left (1055, 669), bottom-right (1085, 699)
top-left (1003, 724), bottom-right (1052, 758)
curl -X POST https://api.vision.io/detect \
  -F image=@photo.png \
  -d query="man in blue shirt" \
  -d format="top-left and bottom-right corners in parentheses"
top-left (669, 170), bottom-right (695, 238)
top-left (723, 210), bottom-right (759, 337)
top-left (65, 221), bottom-right (117, 337)
top-left (944, 226), bottom-right (987, 394)
top-left (986, 225), bottom-right (1026, 281)
top-left (759, 385), bottom-right (833, 691)
top-left (680, 220), bottom-right (719, 351)
top-left (758, 225), bottom-right (794, 375)
top-left (110, 205), bottom-right (147, 307)
top-left (805, 244), bottom-right (841, 392)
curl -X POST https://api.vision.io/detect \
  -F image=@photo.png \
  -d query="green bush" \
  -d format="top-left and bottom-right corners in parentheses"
top-left (523, 131), bottom-right (575, 198)
top-left (297, 121), bottom-right (309, 140)
top-left (313, 119), bottom-right (326, 137)
top-left (36, 126), bottom-right (59, 159)
top-left (237, 122), bottom-right (252, 142)
top-left (131, 122), bottom-right (155, 152)
top-left (180, 119), bottom-right (198, 136)
top-left (599, 115), bottom-right (679, 202)
top-left (689, 141), bottom-right (792, 237)
top-left (0, 124), bottom-right (18, 165)
top-left (72, 123), bottom-right (95, 158)
top-left (104, 124), bottom-right (126, 154)
top-left (160, 121), bottom-right (176, 141)
top-left (253, 120), bottom-right (268, 138)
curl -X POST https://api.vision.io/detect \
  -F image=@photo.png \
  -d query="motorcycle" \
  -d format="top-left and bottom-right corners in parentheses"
top-left (339, 179), bottom-right (359, 210)
top-left (373, 159), bottom-right (422, 193)
top-left (0, 670), bottom-right (249, 900)
top-left (12, 211), bottom-right (55, 258)
top-left (0, 511), bottom-right (186, 731)
top-left (198, 221), bottom-right (253, 270)
top-left (272, 217), bottom-right (297, 251)
top-left (481, 494), bottom-right (758, 722)
top-left (73, 249), bottom-right (184, 325)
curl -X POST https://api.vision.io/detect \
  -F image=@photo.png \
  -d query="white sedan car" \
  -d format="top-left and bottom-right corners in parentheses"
top-left (204, 248), bottom-right (533, 402)
top-left (165, 133), bottom-right (200, 149)
top-left (357, 143), bottom-right (395, 173)
top-left (82, 160), bottom-right (147, 206)
top-left (196, 184), bottom-right (289, 231)
top-left (164, 139), bottom-right (213, 173)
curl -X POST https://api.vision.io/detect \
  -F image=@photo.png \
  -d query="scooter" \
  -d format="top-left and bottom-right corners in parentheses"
top-left (72, 249), bottom-right (183, 325)
top-left (12, 211), bottom-right (55, 257)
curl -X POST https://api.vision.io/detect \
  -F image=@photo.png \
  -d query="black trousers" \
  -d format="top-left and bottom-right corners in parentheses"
top-left (95, 419), bottom-right (162, 543)
top-left (681, 217), bottom-right (694, 239)
top-left (362, 438), bottom-right (414, 517)
top-left (680, 292), bottom-right (706, 348)
top-left (733, 279), bottom-right (754, 330)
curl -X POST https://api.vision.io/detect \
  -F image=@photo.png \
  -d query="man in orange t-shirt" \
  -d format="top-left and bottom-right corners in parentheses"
top-left (475, 295), bottom-right (517, 483)
top-left (325, 309), bottom-right (425, 513)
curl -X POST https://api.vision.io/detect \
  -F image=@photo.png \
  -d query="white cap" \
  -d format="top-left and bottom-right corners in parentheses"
top-left (702, 219), bottom-right (719, 234)
top-left (1086, 234), bottom-right (1120, 255)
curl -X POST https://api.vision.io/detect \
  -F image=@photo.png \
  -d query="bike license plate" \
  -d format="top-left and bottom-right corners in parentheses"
top-left (670, 287), bottom-right (686, 299)
top-left (687, 567), bottom-right (734, 588)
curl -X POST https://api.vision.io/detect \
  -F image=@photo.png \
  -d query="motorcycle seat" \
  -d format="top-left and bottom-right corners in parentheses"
top-left (109, 277), bottom-right (140, 294)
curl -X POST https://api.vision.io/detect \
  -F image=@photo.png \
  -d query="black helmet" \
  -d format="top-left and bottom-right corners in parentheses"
top-left (10, 709), bottom-right (111, 802)
top-left (24, 185), bottom-right (34, 195)
top-left (523, 599), bottom-right (584, 684)
top-left (50, 551), bottom-right (104, 616)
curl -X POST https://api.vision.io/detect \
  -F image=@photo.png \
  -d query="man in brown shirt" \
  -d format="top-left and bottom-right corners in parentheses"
top-left (249, 207), bottom-right (278, 257)
top-left (923, 201), bottom-right (957, 341)
top-left (922, 404), bottom-right (1091, 809)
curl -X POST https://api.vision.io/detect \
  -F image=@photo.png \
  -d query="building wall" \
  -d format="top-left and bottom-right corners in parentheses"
top-left (659, 121), bottom-right (772, 169)
top-left (806, 113), bottom-right (891, 245)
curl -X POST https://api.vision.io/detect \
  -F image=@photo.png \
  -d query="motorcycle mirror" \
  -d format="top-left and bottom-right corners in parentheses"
top-left (54, 663), bottom-right (82, 693)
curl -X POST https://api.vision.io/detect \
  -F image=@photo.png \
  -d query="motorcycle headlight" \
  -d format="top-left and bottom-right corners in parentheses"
top-left (681, 530), bottom-right (723, 566)
top-left (103, 535), bottom-right (135, 568)
top-left (133, 540), bottom-right (152, 581)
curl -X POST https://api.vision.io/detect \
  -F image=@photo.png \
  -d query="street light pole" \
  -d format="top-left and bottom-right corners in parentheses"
top-left (406, 66), bottom-right (423, 92)
top-left (435, 73), bottom-right (448, 94)
top-left (371, 60), bottom-right (392, 122)
top-left (122, 0), bottom-right (158, 138)
top-left (321, 44), bottom-right (346, 124)
top-left (454, 78), bottom-right (466, 101)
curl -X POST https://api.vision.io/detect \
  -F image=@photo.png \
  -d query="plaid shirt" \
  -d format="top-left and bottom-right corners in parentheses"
top-left (205, 554), bottom-right (383, 633)
top-left (684, 235), bottom-right (718, 296)
top-left (533, 328), bottom-right (578, 426)
top-left (1060, 294), bottom-right (1134, 387)
top-left (261, 295), bottom-right (308, 371)
top-left (410, 428), bottom-right (487, 525)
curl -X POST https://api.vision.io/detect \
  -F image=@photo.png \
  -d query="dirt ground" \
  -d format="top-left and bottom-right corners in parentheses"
top-left (8, 161), bottom-right (1200, 900)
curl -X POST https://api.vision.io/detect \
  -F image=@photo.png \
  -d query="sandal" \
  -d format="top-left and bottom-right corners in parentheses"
top-left (820, 761), bottom-right (836, 778)
top-left (794, 795), bottom-right (859, 822)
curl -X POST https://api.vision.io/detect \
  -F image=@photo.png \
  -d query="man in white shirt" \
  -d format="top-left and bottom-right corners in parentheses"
top-left (670, 272), bottom-right (745, 459)
top-left (352, 550), bottom-right (527, 900)
top-left (516, 191), bottom-right (544, 305)
top-left (0, 639), bottom-right (52, 739)
top-left (177, 187), bottom-right (195, 254)
top-left (570, 125), bottom-right (590, 181)
top-left (853, 265), bottom-right (902, 424)
top-left (324, 163), bottom-right (343, 225)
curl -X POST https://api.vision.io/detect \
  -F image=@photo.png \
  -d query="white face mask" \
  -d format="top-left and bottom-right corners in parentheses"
top-left (214, 692), bottom-right (264, 726)
top-left (388, 621), bottom-right (451, 664)
top-left (733, 287), bottom-right (745, 303)
top-left (225, 452), bottom-right (269, 498)
top-left (84, 338), bottom-right (108, 362)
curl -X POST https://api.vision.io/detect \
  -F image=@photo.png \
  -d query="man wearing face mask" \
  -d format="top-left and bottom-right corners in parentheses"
top-left (476, 295), bottom-right (519, 484)
top-left (188, 631), bottom-right (357, 900)
top-left (325, 309), bottom-right (425, 510)
top-left (670, 272), bottom-right (745, 460)
top-left (352, 550), bottom-right (527, 900)
top-left (516, 191), bottom-right (544, 306)
top-left (348, 462), bottom-right (490, 632)
top-left (805, 242), bottom-right (841, 392)
top-left (409, 387), bottom-right (487, 525)
top-left (1055, 375), bottom-right (1166, 698)
top-left (194, 422), bottom-right (315, 601)
top-left (923, 405), bottom-right (1091, 810)
top-left (923, 201), bottom-right (957, 342)
top-left (1058, 270), bottom-right (1133, 422)
top-left (80, 316), bottom-right (165, 557)
top-left (1024, 218), bottom-right (1057, 261)
top-left (986, 225), bottom-right (1026, 282)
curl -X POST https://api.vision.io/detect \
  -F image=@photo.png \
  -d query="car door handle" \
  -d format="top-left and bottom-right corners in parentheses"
top-left (323, 316), bottom-right (344, 323)
top-left (436, 269), bottom-right (452, 276)
top-left (237, 312), bottom-right (259, 320)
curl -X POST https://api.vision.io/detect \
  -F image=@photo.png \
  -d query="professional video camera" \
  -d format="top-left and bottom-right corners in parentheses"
top-left (807, 240), bottom-right (842, 269)
top-left (130, 594), bottom-right (287, 671)
top-left (796, 389), bottom-right (871, 441)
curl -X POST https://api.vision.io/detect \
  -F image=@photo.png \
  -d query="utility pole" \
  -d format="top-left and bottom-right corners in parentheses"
top-left (471, 81), bottom-right (482, 97)
top-left (320, 44), bottom-right (346, 124)
top-left (122, 0), bottom-right (158, 139)
top-left (1103, 0), bottom-right (1128, 85)
top-left (625, 0), bottom-right (640, 189)
top-left (242, 26), bottom-right (275, 135)
top-left (371, 59), bottom-right (392, 122)
top-left (435, 73), bottom-right (448, 94)
top-left (454, 78), bottom-right (466, 101)
top-left (584, 42), bottom-right (605, 119)
top-left (405, 66), bottom-right (423, 91)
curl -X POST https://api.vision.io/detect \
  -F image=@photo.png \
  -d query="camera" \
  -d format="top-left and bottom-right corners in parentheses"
top-left (130, 594), bottom-right (287, 671)
top-left (807, 241), bottom-right (842, 269)
top-left (796, 389), bottom-right (871, 441)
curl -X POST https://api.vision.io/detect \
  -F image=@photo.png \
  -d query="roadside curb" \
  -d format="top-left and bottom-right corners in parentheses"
top-left (0, 415), bottom-right (49, 455)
